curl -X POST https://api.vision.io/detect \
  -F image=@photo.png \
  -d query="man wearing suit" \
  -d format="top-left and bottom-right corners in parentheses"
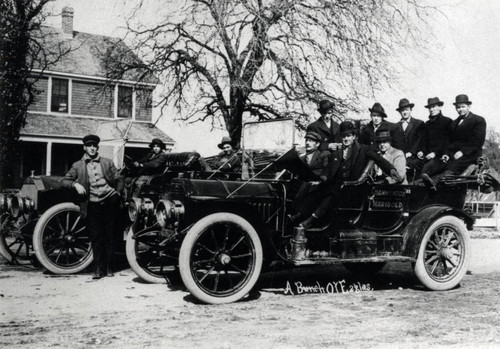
top-left (61, 134), bottom-right (123, 280)
top-left (374, 128), bottom-right (407, 184)
top-left (289, 131), bottom-right (333, 228)
top-left (391, 98), bottom-right (425, 179)
top-left (359, 102), bottom-right (394, 150)
top-left (421, 94), bottom-right (487, 188)
top-left (133, 138), bottom-right (168, 175)
top-left (214, 136), bottom-right (242, 173)
top-left (419, 97), bottom-right (453, 178)
top-left (306, 99), bottom-right (342, 152)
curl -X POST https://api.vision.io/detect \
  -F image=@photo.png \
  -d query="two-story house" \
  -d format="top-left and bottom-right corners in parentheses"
top-left (15, 6), bottom-right (174, 184)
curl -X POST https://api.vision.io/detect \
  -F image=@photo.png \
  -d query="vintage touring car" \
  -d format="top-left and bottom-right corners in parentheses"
top-left (125, 119), bottom-right (493, 304)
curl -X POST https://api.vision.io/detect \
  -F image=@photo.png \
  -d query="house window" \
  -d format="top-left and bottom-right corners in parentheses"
top-left (118, 86), bottom-right (133, 118)
top-left (51, 78), bottom-right (69, 112)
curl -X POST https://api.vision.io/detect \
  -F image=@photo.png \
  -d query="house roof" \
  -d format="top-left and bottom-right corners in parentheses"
top-left (35, 26), bottom-right (158, 84)
top-left (22, 113), bottom-right (174, 145)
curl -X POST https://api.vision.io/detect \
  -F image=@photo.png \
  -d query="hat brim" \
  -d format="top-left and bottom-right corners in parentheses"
top-left (368, 109), bottom-right (387, 118)
top-left (425, 102), bottom-right (444, 108)
top-left (218, 142), bottom-right (232, 149)
top-left (376, 137), bottom-right (392, 142)
top-left (84, 142), bottom-right (99, 146)
top-left (453, 101), bottom-right (472, 106)
top-left (149, 143), bottom-right (166, 149)
top-left (396, 103), bottom-right (415, 112)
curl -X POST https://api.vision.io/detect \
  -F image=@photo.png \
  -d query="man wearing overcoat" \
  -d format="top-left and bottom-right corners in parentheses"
top-left (61, 134), bottom-right (123, 280)
top-left (359, 102), bottom-right (394, 150)
top-left (391, 98), bottom-right (425, 179)
top-left (306, 99), bottom-right (342, 152)
top-left (133, 138), bottom-right (168, 175)
top-left (374, 128), bottom-right (407, 184)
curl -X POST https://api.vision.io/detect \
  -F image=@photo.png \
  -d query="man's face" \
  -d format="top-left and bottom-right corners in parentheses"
top-left (222, 143), bottom-right (233, 155)
top-left (378, 140), bottom-right (391, 153)
top-left (152, 145), bottom-right (161, 154)
top-left (370, 113), bottom-right (383, 126)
top-left (83, 143), bottom-right (98, 158)
top-left (321, 109), bottom-right (334, 122)
top-left (341, 133), bottom-right (355, 147)
top-left (429, 104), bottom-right (442, 117)
top-left (305, 138), bottom-right (320, 152)
top-left (456, 103), bottom-right (470, 116)
top-left (399, 107), bottom-right (412, 120)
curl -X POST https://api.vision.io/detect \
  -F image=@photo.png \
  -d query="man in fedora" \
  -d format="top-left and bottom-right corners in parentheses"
top-left (418, 97), bottom-right (453, 178)
top-left (61, 134), bottom-right (123, 280)
top-left (359, 102), bottom-right (394, 150)
top-left (391, 98), bottom-right (425, 180)
top-left (374, 128), bottom-right (407, 184)
top-left (289, 131), bottom-right (334, 228)
top-left (133, 138), bottom-right (168, 175)
top-left (214, 136), bottom-right (242, 172)
top-left (306, 99), bottom-right (342, 152)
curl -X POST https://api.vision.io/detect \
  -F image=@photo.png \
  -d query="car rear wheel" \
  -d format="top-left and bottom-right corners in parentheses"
top-left (414, 216), bottom-right (470, 291)
top-left (126, 227), bottom-right (179, 284)
top-left (0, 215), bottom-right (35, 265)
top-left (33, 203), bottom-right (93, 274)
top-left (179, 213), bottom-right (263, 304)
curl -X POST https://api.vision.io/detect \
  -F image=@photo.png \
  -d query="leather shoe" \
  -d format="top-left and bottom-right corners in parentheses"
top-left (92, 271), bottom-right (104, 280)
top-left (421, 174), bottom-right (437, 190)
top-left (106, 268), bottom-right (115, 277)
top-left (299, 215), bottom-right (318, 229)
top-left (287, 212), bottom-right (303, 223)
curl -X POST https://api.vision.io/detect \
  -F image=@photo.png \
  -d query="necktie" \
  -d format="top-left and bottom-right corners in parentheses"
top-left (402, 121), bottom-right (408, 132)
top-left (458, 116), bottom-right (465, 125)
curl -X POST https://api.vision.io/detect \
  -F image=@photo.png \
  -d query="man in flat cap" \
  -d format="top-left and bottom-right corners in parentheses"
top-left (61, 134), bottom-right (123, 280)
top-left (391, 98), bottom-right (425, 181)
top-left (359, 102), bottom-right (395, 150)
top-left (133, 138), bottom-right (168, 175)
top-left (419, 97), bottom-right (453, 178)
top-left (422, 94), bottom-right (486, 185)
top-left (306, 99), bottom-right (342, 152)
top-left (289, 131), bottom-right (334, 228)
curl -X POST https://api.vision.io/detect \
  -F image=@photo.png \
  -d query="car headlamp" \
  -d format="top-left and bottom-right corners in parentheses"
top-left (155, 200), bottom-right (184, 228)
top-left (0, 194), bottom-right (7, 213)
top-left (22, 197), bottom-right (35, 218)
top-left (128, 198), bottom-right (142, 222)
top-left (7, 195), bottom-right (20, 218)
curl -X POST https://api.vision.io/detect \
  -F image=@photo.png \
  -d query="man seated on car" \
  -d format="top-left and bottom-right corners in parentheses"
top-left (213, 136), bottom-right (242, 173)
top-left (373, 128), bottom-right (407, 184)
top-left (132, 138), bottom-right (168, 175)
top-left (288, 131), bottom-right (334, 228)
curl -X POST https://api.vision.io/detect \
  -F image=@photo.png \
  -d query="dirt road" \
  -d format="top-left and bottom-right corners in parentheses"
top-left (1, 235), bottom-right (500, 348)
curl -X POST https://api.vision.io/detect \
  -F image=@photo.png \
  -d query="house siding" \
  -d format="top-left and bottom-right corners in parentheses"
top-left (135, 88), bottom-right (153, 121)
top-left (30, 77), bottom-right (49, 112)
top-left (72, 80), bottom-right (113, 118)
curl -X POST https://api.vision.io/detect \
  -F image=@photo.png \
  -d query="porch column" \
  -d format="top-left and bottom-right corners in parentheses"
top-left (46, 141), bottom-right (53, 176)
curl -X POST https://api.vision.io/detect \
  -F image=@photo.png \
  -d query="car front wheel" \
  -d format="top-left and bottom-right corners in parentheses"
top-left (414, 216), bottom-right (471, 291)
top-left (179, 213), bottom-right (263, 304)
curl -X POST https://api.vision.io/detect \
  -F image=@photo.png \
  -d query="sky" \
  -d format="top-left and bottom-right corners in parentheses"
top-left (44, 0), bottom-right (500, 156)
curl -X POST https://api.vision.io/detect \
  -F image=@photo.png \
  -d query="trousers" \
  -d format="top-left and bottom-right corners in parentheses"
top-left (87, 194), bottom-right (120, 273)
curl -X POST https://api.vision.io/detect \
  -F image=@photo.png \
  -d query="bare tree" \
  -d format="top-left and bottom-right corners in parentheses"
top-left (108, 0), bottom-right (435, 145)
top-left (0, 0), bottom-right (72, 189)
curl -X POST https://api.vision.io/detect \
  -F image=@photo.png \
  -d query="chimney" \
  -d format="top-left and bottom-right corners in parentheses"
top-left (61, 6), bottom-right (74, 36)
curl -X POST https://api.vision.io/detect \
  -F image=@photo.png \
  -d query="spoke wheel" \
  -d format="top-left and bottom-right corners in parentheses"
top-left (0, 215), bottom-right (34, 265)
top-left (33, 203), bottom-right (93, 274)
top-left (414, 216), bottom-right (470, 291)
top-left (179, 213), bottom-right (263, 304)
top-left (126, 227), bottom-right (179, 283)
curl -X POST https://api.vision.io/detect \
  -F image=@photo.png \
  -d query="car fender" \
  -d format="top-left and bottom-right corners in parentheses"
top-left (402, 205), bottom-right (474, 258)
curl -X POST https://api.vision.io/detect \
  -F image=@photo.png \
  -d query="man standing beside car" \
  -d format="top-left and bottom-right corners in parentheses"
top-left (61, 134), bottom-right (123, 280)
top-left (359, 102), bottom-right (393, 150)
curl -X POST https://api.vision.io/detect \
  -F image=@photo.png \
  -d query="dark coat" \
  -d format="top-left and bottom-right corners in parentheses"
top-left (299, 149), bottom-right (332, 181)
top-left (392, 117), bottom-right (425, 156)
top-left (446, 112), bottom-right (486, 165)
top-left (306, 118), bottom-right (341, 151)
top-left (138, 152), bottom-right (168, 174)
top-left (359, 120), bottom-right (395, 150)
top-left (215, 150), bottom-right (242, 172)
top-left (423, 113), bottom-right (453, 157)
top-left (330, 142), bottom-right (395, 182)
top-left (60, 155), bottom-right (124, 218)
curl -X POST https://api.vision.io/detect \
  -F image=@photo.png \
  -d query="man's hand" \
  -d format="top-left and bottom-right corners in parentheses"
top-left (454, 151), bottom-right (463, 160)
top-left (328, 143), bottom-right (342, 151)
top-left (309, 181), bottom-right (321, 186)
top-left (405, 152), bottom-right (412, 158)
top-left (441, 155), bottom-right (450, 163)
top-left (133, 161), bottom-right (140, 167)
top-left (417, 151), bottom-right (424, 160)
top-left (73, 183), bottom-right (86, 195)
top-left (390, 169), bottom-right (403, 183)
top-left (426, 152), bottom-right (436, 160)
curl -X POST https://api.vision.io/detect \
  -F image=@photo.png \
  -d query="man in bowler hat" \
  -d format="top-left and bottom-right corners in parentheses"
top-left (359, 102), bottom-right (394, 150)
top-left (133, 138), bottom-right (168, 175)
top-left (61, 134), bottom-right (123, 279)
top-left (306, 99), bottom-right (342, 152)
